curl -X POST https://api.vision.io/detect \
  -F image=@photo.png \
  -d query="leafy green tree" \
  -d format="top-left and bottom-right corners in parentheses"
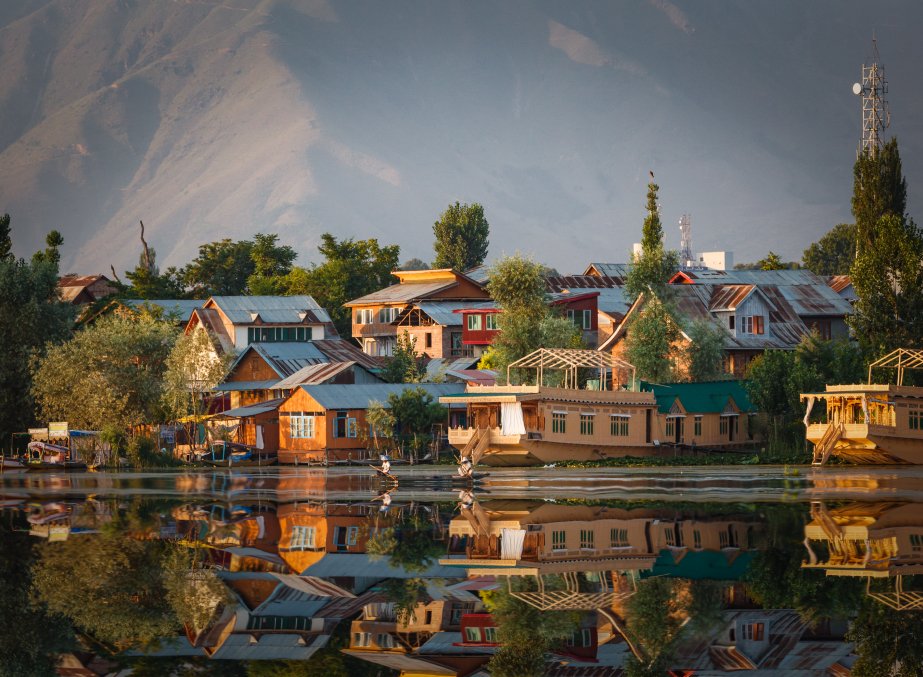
top-left (850, 213), bottom-right (923, 355)
top-left (381, 332), bottom-right (425, 383)
top-left (488, 643), bottom-right (547, 677)
top-left (283, 234), bottom-right (399, 337)
top-left (32, 312), bottom-right (179, 431)
top-left (849, 592), bottom-right (923, 677)
top-left (399, 257), bottom-right (429, 270)
top-left (624, 577), bottom-right (682, 671)
top-left (246, 233), bottom-right (297, 294)
top-left (387, 386), bottom-right (445, 453)
top-left (182, 238), bottom-right (254, 297)
top-left (802, 223), bottom-right (856, 276)
top-left (757, 251), bottom-right (785, 270)
top-left (31, 229), bottom-right (64, 266)
top-left (32, 532), bottom-right (178, 651)
top-left (0, 213), bottom-right (11, 261)
top-left (682, 320), bottom-right (728, 382)
top-left (853, 138), bottom-right (907, 250)
top-left (366, 400), bottom-right (395, 450)
top-left (125, 247), bottom-right (185, 298)
top-left (432, 201), bottom-right (490, 271)
top-left (624, 179), bottom-right (678, 302)
top-left (486, 255), bottom-right (582, 383)
top-left (0, 516), bottom-right (74, 677)
top-left (625, 295), bottom-right (679, 383)
top-left (162, 544), bottom-right (232, 638)
top-left (0, 218), bottom-right (73, 445)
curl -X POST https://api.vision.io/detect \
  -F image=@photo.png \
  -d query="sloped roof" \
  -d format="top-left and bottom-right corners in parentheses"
top-left (708, 285), bottom-right (756, 311)
top-left (584, 262), bottom-right (632, 279)
top-left (827, 274), bottom-right (853, 294)
top-left (645, 380), bottom-right (755, 414)
top-left (272, 361), bottom-right (361, 389)
top-left (312, 339), bottom-right (383, 371)
top-left (226, 342), bottom-right (328, 381)
top-left (295, 382), bottom-right (465, 410)
top-left (544, 274), bottom-right (624, 290)
top-left (413, 301), bottom-right (496, 326)
top-left (125, 299), bottom-right (206, 322)
top-left (209, 633), bottom-right (325, 660)
top-left (303, 552), bottom-right (463, 579)
top-left (343, 280), bottom-right (456, 306)
top-left (209, 296), bottom-right (331, 324)
top-left (213, 397), bottom-right (285, 419)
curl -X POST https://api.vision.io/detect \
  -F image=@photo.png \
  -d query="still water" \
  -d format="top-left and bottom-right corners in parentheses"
top-left (2, 466), bottom-right (922, 676)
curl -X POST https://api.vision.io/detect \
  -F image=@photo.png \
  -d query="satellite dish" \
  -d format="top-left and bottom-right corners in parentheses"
top-left (852, 82), bottom-right (863, 95)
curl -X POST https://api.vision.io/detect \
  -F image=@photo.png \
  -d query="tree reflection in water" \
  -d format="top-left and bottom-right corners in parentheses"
top-left (2, 475), bottom-right (923, 674)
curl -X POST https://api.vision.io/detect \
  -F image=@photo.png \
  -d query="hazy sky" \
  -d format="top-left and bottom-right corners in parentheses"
top-left (2, 0), bottom-right (922, 274)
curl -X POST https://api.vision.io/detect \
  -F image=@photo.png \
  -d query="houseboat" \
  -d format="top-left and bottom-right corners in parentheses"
top-left (801, 349), bottom-right (923, 465)
top-left (26, 441), bottom-right (88, 471)
top-left (439, 348), bottom-right (757, 466)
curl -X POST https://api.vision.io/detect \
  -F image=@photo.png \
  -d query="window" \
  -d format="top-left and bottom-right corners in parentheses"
top-left (552, 412), bottom-right (566, 434)
top-left (290, 414), bottom-right (315, 439)
top-left (719, 530), bottom-right (729, 548)
top-left (333, 411), bottom-right (358, 438)
top-left (610, 415), bottom-right (629, 436)
top-left (450, 332), bottom-right (465, 356)
top-left (467, 314), bottom-right (483, 331)
top-left (353, 632), bottom-right (372, 647)
top-left (379, 307), bottom-right (399, 323)
top-left (664, 528), bottom-right (675, 546)
top-left (910, 410), bottom-right (922, 431)
top-left (742, 622), bottom-right (765, 641)
top-left (290, 526), bottom-right (316, 550)
top-left (580, 413), bottom-right (594, 435)
top-left (739, 316), bottom-right (765, 335)
top-left (911, 534), bottom-right (923, 551)
top-left (567, 309), bottom-right (592, 329)
top-left (247, 326), bottom-right (309, 343)
top-left (355, 309), bottom-right (374, 324)
top-left (720, 417), bottom-right (729, 435)
top-left (583, 309), bottom-right (592, 329)
top-left (693, 529), bottom-right (702, 549)
top-left (610, 528), bottom-right (629, 547)
top-left (425, 332), bottom-right (432, 349)
top-left (694, 416), bottom-right (702, 436)
top-left (486, 313), bottom-right (499, 330)
top-left (552, 530), bottom-right (566, 550)
top-left (465, 627), bottom-right (482, 642)
top-left (580, 529), bottom-right (595, 549)
top-left (665, 418), bottom-right (675, 436)
top-left (484, 627), bottom-right (498, 643)
top-left (567, 629), bottom-right (593, 647)
top-left (728, 315), bottom-right (735, 330)
top-left (376, 633), bottom-right (395, 648)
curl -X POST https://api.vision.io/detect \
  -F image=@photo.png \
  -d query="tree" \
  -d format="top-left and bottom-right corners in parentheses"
top-left (31, 229), bottom-right (64, 267)
top-left (757, 251), bottom-right (784, 270)
top-left (387, 386), bottom-right (445, 453)
top-left (681, 320), bottom-right (728, 382)
top-left (162, 329), bottom-right (235, 447)
top-left (625, 295), bottom-right (680, 383)
top-left (802, 223), bottom-right (856, 276)
top-left (850, 213), bottom-right (923, 355)
top-left (283, 234), bottom-right (399, 337)
top-left (32, 311), bottom-right (179, 431)
top-left (0, 217), bottom-right (73, 446)
top-left (381, 332), bottom-right (425, 383)
top-left (432, 201), bottom-right (490, 271)
top-left (124, 222), bottom-right (186, 298)
top-left (853, 138), bottom-right (907, 250)
top-left (162, 544), bottom-right (232, 638)
top-left (399, 257), bottom-right (429, 271)
top-left (0, 213), bottom-right (11, 261)
top-left (624, 179), bottom-right (678, 302)
top-left (623, 578), bottom-right (683, 671)
top-left (247, 233), bottom-right (297, 294)
top-left (182, 238), bottom-right (254, 297)
top-left (486, 255), bottom-right (582, 382)
top-left (32, 532), bottom-right (178, 651)
top-left (849, 592), bottom-right (923, 677)
top-left (366, 400), bottom-right (395, 450)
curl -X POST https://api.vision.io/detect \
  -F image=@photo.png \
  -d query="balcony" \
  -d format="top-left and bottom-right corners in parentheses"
top-left (352, 322), bottom-right (398, 338)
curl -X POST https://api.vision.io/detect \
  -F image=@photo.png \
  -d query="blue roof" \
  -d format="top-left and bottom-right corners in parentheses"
top-left (210, 295), bottom-right (331, 324)
top-left (297, 383), bottom-right (465, 410)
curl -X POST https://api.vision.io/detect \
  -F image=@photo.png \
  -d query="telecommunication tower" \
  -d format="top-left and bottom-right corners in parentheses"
top-left (679, 214), bottom-right (693, 269)
top-left (852, 39), bottom-right (890, 157)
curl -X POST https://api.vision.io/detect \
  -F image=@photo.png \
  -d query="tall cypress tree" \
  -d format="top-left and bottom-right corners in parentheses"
top-left (625, 178), bottom-right (678, 302)
top-left (852, 138), bottom-right (907, 250)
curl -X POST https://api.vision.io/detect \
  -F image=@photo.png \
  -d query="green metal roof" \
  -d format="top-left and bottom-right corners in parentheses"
top-left (643, 380), bottom-right (755, 414)
top-left (641, 549), bottom-right (755, 581)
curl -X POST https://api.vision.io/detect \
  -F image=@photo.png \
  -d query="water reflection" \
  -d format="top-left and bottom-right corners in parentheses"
top-left (2, 470), bottom-right (922, 674)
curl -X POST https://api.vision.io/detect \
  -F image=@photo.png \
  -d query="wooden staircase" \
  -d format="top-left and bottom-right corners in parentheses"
top-left (811, 421), bottom-right (845, 466)
top-left (460, 426), bottom-right (492, 466)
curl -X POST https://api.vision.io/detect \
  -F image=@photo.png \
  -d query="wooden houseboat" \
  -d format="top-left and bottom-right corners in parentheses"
top-left (802, 349), bottom-right (923, 465)
top-left (440, 348), bottom-right (758, 466)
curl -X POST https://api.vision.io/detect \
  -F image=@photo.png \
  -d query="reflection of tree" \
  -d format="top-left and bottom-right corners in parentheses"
top-left (32, 531), bottom-right (177, 651)
top-left (162, 544), bottom-right (231, 637)
top-left (623, 578), bottom-right (682, 676)
top-left (366, 514), bottom-right (443, 574)
top-left (380, 577), bottom-right (428, 623)
top-left (849, 588), bottom-right (923, 677)
top-left (0, 516), bottom-right (74, 676)
top-left (484, 577), bottom-right (581, 677)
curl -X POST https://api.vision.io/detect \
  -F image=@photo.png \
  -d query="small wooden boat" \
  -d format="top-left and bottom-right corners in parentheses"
top-left (198, 441), bottom-right (278, 467)
top-left (26, 442), bottom-right (87, 471)
top-left (0, 456), bottom-right (27, 472)
top-left (370, 464), bottom-right (399, 483)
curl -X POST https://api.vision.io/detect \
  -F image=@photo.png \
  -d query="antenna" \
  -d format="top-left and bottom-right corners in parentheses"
top-left (679, 214), bottom-right (693, 269)
top-left (852, 38), bottom-right (890, 157)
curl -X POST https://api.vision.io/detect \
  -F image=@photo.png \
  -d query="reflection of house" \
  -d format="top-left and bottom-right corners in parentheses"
top-left (277, 502), bottom-right (373, 575)
top-left (278, 383), bottom-right (464, 464)
top-left (345, 269), bottom-right (491, 358)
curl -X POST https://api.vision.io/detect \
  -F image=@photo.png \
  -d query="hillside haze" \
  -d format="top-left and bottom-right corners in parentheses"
top-left (2, 0), bottom-right (922, 274)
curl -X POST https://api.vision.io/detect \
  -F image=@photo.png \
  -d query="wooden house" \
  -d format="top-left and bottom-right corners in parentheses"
top-left (646, 380), bottom-right (757, 448)
top-left (344, 269), bottom-right (490, 358)
top-left (57, 274), bottom-right (116, 305)
top-left (209, 397), bottom-right (283, 456)
top-left (278, 383), bottom-right (465, 464)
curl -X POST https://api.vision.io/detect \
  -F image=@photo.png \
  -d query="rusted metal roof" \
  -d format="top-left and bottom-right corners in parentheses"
top-left (827, 274), bottom-right (852, 293)
top-left (544, 274), bottom-right (624, 290)
top-left (707, 284), bottom-right (755, 311)
top-left (583, 262), bottom-right (632, 278)
top-left (312, 339), bottom-right (383, 371)
top-left (272, 361), bottom-right (360, 389)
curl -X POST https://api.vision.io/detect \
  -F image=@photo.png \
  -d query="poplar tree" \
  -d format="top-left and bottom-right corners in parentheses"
top-left (625, 179), bottom-right (678, 302)
top-left (852, 138), bottom-right (907, 250)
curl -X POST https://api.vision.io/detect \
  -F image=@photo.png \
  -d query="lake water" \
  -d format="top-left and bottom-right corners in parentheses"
top-left (2, 466), bottom-right (921, 675)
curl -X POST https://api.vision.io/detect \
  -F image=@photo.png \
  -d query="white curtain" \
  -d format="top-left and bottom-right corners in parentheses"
top-left (256, 425), bottom-right (265, 449)
top-left (501, 402), bottom-right (527, 435)
top-left (501, 528), bottom-right (526, 559)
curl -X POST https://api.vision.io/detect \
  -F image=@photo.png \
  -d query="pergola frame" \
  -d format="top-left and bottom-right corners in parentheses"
top-left (868, 348), bottom-right (923, 386)
top-left (867, 575), bottom-right (923, 611)
top-left (506, 347), bottom-right (637, 391)
top-left (506, 570), bottom-right (638, 611)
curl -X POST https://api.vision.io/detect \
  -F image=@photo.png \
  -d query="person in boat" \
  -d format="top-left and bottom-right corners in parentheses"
top-left (458, 489), bottom-right (475, 510)
top-left (379, 490), bottom-right (393, 513)
top-left (457, 455), bottom-right (473, 478)
top-left (380, 454), bottom-right (392, 476)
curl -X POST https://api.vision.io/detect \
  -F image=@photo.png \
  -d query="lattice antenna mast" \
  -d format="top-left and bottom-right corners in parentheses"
top-left (678, 213), bottom-right (693, 269)
top-left (853, 39), bottom-right (890, 158)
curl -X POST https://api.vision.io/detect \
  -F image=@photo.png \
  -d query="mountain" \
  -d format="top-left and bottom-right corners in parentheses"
top-left (1, 0), bottom-right (921, 274)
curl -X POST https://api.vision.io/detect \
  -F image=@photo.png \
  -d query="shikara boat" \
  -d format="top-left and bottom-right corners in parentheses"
top-left (198, 441), bottom-right (277, 467)
top-left (26, 442), bottom-right (87, 471)
top-left (0, 456), bottom-right (27, 472)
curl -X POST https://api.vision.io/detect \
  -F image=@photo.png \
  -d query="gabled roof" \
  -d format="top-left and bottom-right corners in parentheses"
top-left (212, 397), bottom-right (285, 419)
top-left (410, 301), bottom-right (496, 326)
top-left (645, 381), bottom-right (754, 414)
top-left (583, 262), bottom-right (632, 279)
top-left (292, 383), bottom-right (465, 411)
top-left (208, 295), bottom-right (331, 324)
top-left (345, 270), bottom-right (487, 307)
top-left (272, 361), bottom-right (362, 389)
top-left (707, 285), bottom-right (756, 312)
top-left (311, 339), bottom-right (383, 371)
top-left (227, 342), bottom-right (328, 380)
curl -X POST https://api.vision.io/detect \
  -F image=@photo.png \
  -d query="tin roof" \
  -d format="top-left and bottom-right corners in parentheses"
top-left (213, 397), bottom-right (285, 419)
top-left (295, 383), bottom-right (465, 410)
top-left (209, 295), bottom-right (331, 324)
top-left (303, 552), bottom-right (463, 578)
top-left (312, 339), bottom-right (383, 371)
top-left (272, 361), bottom-right (360, 389)
top-left (827, 274), bottom-right (853, 294)
top-left (213, 379), bottom-right (280, 392)
top-left (227, 342), bottom-right (328, 380)
top-left (344, 280), bottom-right (455, 306)
top-left (125, 299), bottom-right (206, 322)
top-left (646, 380), bottom-right (754, 414)
top-left (584, 262), bottom-right (632, 279)
top-left (544, 274), bottom-right (624, 290)
top-left (413, 301), bottom-right (496, 326)
top-left (708, 285), bottom-right (756, 311)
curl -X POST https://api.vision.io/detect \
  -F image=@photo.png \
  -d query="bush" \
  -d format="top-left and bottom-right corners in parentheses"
top-left (126, 436), bottom-right (177, 468)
